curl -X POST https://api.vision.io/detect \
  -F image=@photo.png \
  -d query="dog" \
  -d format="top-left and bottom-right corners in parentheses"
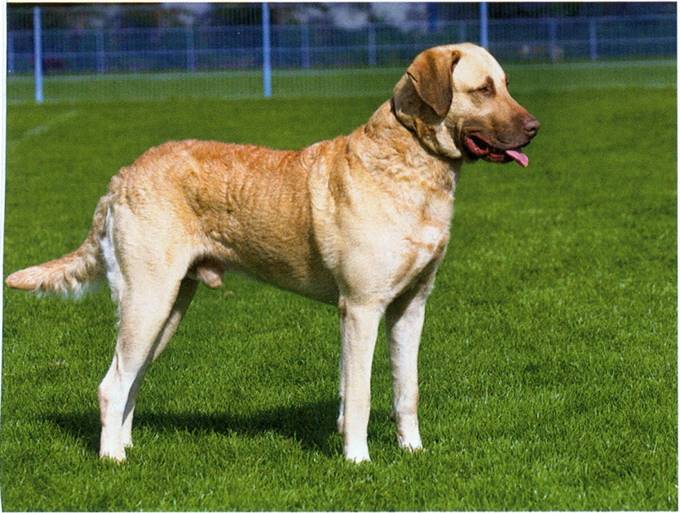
top-left (6, 43), bottom-right (539, 463)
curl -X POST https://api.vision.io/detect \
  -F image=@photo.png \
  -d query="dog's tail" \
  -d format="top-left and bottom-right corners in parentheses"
top-left (5, 186), bottom-right (117, 298)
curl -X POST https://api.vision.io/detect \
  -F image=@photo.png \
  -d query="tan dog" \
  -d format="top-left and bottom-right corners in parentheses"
top-left (6, 43), bottom-right (539, 463)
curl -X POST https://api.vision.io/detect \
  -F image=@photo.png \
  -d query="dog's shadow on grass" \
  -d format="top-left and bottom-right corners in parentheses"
top-left (46, 398), bottom-right (341, 457)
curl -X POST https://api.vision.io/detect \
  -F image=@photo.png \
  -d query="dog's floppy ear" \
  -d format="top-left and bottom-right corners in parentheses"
top-left (406, 48), bottom-right (461, 118)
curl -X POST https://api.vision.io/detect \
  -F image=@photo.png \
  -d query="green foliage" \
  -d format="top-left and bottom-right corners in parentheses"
top-left (2, 65), bottom-right (676, 510)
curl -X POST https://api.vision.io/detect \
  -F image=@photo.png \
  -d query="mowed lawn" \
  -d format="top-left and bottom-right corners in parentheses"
top-left (2, 65), bottom-right (677, 510)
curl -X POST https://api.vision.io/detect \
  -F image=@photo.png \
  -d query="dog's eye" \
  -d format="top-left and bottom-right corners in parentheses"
top-left (476, 85), bottom-right (493, 96)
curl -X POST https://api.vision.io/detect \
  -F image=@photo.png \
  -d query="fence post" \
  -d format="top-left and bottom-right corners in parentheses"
top-left (367, 24), bottom-right (377, 66)
top-left (301, 23), bottom-right (310, 69)
top-left (186, 26), bottom-right (195, 71)
top-left (548, 17), bottom-right (558, 62)
top-left (262, 2), bottom-right (272, 97)
top-left (479, 2), bottom-right (489, 49)
top-left (589, 19), bottom-right (598, 61)
top-left (8, 30), bottom-right (14, 74)
top-left (96, 29), bottom-right (105, 73)
top-left (33, 6), bottom-right (44, 104)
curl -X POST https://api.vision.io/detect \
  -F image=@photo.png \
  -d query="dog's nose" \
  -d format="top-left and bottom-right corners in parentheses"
top-left (524, 116), bottom-right (540, 137)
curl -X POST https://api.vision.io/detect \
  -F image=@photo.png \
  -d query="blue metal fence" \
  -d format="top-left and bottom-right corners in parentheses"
top-left (8, 14), bottom-right (676, 74)
top-left (6, 2), bottom-right (677, 103)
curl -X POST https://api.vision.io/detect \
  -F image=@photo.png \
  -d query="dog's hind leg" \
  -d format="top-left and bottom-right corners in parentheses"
top-left (119, 277), bottom-right (198, 449)
top-left (97, 204), bottom-right (196, 461)
top-left (98, 268), bottom-right (189, 461)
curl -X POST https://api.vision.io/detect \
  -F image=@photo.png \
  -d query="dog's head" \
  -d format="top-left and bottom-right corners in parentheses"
top-left (393, 43), bottom-right (539, 166)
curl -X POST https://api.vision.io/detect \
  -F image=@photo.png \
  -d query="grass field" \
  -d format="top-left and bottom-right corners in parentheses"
top-left (7, 59), bottom-right (676, 103)
top-left (2, 61), bottom-right (677, 510)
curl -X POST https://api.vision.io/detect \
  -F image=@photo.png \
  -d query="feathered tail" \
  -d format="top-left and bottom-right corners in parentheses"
top-left (6, 189), bottom-right (116, 298)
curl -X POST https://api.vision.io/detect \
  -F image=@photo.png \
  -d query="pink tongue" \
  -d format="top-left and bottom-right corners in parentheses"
top-left (505, 149), bottom-right (529, 168)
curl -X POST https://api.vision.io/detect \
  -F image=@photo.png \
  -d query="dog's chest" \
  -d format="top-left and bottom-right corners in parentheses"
top-left (347, 190), bottom-right (453, 299)
top-left (394, 202), bottom-right (452, 287)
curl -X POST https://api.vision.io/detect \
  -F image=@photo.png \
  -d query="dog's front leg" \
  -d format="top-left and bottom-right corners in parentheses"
top-left (386, 289), bottom-right (430, 452)
top-left (338, 298), bottom-right (383, 463)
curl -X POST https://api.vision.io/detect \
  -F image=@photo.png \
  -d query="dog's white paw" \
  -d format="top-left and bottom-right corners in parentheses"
top-left (397, 423), bottom-right (423, 452)
top-left (344, 444), bottom-right (371, 463)
top-left (398, 434), bottom-right (423, 452)
top-left (396, 415), bottom-right (423, 452)
top-left (99, 448), bottom-right (127, 463)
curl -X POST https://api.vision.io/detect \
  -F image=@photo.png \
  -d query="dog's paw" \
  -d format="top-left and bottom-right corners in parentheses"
top-left (398, 437), bottom-right (424, 452)
top-left (99, 448), bottom-right (127, 463)
top-left (344, 445), bottom-right (371, 463)
top-left (396, 416), bottom-right (423, 452)
top-left (397, 430), bottom-right (423, 452)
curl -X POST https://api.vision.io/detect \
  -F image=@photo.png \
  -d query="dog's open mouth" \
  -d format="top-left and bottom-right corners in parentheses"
top-left (464, 135), bottom-right (529, 168)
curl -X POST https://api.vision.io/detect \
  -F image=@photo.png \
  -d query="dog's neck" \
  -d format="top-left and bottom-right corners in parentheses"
top-left (352, 101), bottom-right (460, 196)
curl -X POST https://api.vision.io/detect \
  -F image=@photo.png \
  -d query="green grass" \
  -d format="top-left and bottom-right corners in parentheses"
top-left (7, 59), bottom-right (676, 104)
top-left (2, 63), bottom-right (677, 510)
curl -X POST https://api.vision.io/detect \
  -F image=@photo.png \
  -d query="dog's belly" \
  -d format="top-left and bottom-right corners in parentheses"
top-left (207, 236), bottom-right (340, 305)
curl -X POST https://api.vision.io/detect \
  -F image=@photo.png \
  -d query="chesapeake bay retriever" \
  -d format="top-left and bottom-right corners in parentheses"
top-left (6, 43), bottom-right (539, 463)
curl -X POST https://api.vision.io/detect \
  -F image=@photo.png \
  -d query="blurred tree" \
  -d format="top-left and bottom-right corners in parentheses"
top-left (209, 3), bottom-right (261, 26)
top-left (7, 2), bottom-right (677, 31)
